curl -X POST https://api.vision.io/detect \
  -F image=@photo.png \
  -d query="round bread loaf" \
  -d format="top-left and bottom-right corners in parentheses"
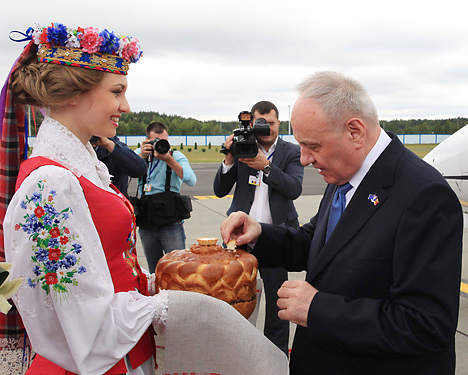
top-left (155, 238), bottom-right (258, 318)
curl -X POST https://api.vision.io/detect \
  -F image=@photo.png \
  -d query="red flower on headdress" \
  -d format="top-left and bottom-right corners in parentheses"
top-left (38, 28), bottom-right (49, 47)
top-left (79, 27), bottom-right (103, 53)
top-left (120, 37), bottom-right (141, 62)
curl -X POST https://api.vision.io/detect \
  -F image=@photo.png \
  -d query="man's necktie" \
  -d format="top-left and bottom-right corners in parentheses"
top-left (326, 182), bottom-right (352, 241)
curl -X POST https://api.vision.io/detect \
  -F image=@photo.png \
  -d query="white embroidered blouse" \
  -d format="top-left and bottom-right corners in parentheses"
top-left (4, 117), bottom-right (166, 375)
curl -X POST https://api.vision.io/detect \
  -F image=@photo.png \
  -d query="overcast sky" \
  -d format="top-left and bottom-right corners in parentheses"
top-left (1, 0), bottom-right (467, 123)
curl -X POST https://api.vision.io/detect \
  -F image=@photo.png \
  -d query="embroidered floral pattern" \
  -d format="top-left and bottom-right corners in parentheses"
top-left (15, 180), bottom-right (86, 300)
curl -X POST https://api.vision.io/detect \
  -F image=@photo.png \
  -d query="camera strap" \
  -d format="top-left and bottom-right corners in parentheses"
top-left (164, 165), bottom-right (172, 192)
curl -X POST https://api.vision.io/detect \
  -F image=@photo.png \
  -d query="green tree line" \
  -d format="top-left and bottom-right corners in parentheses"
top-left (116, 112), bottom-right (468, 136)
top-left (28, 108), bottom-right (467, 136)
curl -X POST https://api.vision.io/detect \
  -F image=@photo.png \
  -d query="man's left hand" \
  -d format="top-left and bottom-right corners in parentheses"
top-left (277, 280), bottom-right (318, 327)
top-left (153, 150), bottom-right (172, 162)
top-left (238, 149), bottom-right (269, 171)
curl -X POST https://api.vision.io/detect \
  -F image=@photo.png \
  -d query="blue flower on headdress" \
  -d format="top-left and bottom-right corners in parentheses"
top-left (131, 49), bottom-right (143, 63)
top-left (100, 29), bottom-right (120, 55)
top-left (47, 23), bottom-right (68, 47)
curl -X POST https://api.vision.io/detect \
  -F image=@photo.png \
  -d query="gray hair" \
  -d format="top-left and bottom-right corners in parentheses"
top-left (296, 71), bottom-right (379, 131)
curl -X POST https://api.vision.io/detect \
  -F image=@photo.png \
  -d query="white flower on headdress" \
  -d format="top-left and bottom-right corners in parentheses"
top-left (66, 33), bottom-right (80, 48)
top-left (32, 28), bottom-right (42, 45)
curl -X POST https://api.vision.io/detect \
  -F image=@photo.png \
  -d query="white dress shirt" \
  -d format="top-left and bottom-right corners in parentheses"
top-left (346, 128), bottom-right (392, 205)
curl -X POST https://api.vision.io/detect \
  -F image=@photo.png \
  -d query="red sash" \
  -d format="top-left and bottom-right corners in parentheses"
top-left (16, 157), bottom-right (155, 375)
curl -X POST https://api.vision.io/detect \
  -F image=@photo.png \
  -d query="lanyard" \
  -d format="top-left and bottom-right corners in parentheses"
top-left (148, 159), bottom-right (160, 178)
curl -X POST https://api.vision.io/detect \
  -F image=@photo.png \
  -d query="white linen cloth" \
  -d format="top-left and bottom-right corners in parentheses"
top-left (157, 290), bottom-right (289, 375)
top-left (4, 117), bottom-right (167, 375)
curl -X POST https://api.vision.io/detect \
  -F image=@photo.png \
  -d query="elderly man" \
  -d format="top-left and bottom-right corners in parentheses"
top-left (220, 71), bottom-right (463, 375)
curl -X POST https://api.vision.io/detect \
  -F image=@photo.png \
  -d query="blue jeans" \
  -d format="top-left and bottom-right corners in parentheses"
top-left (139, 222), bottom-right (186, 273)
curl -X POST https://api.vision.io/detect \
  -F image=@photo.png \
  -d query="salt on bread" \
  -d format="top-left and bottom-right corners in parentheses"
top-left (155, 237), bottom-right (258, 318)
top-left (226, 239), bottom-right (237, 252)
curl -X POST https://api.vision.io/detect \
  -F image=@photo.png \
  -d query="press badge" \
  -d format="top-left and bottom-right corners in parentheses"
top-left (143, 183), bottom-right (152, 192)
top-left (248, 173), bottom-right (261, 186)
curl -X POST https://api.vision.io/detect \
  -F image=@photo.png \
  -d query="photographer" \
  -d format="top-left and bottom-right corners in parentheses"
top-left (137, 122), bottom-right (197, 273)
top-left (91, 135), bottom-right (147, 198)
top-left (213, 101), bottom-right (304, 355)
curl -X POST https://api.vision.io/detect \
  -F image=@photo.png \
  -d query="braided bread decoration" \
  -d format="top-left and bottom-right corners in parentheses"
top-left (155, 238), bottom-right (258, 318)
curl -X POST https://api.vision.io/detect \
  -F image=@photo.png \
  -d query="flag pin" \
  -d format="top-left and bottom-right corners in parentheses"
top-left (368, 194), bottom-right (379, 206)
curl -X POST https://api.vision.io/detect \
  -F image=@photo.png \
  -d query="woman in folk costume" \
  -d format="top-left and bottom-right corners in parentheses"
top-left (1, 23), bottom-right (167, 374)
top-left (1, 22), bottom-right (290, 375)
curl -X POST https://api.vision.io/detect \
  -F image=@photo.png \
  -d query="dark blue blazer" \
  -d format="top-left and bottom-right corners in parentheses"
top-left (213, 137), bottom-right (304, 228)
top-left (254, 132), bottom-right (463, 375)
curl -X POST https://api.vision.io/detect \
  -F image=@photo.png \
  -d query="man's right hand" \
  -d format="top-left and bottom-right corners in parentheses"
top-left (140, 138), bottom-right (153, 159)
top-left (220, 211), bottom-right (262, 247)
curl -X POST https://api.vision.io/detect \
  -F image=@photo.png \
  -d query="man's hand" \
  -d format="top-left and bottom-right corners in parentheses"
top-left (220, 211), bottom-right (262, 247)
top-left (94, 137), bottom-right (116, 153)
top-left (140, 138), bottom-right (153, 159)
top-left (153, 150), bottom-right (172, 162)
top-left (238, 148), bottom-right (269, 171)
top-left (277, 280), bottom-right (318, 327)
top-left (222, 134), bottom-right (235, 166)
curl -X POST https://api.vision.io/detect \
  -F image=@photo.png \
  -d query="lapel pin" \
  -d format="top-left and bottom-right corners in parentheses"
top-left (368, 194), bottom-right (379, 206)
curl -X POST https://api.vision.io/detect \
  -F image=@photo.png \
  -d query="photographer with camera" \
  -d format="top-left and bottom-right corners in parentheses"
top-left (91, 135), bottom-right (147, 198)
top-left (136, 122), bottom-right (197, 273)
top-left (213, 101), bottom-right (304, 355)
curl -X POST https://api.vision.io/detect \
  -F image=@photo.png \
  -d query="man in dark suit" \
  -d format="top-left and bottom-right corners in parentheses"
top-left (220, 72), bottom-right (463, 374)
top-left (213, 101), bottom-right (304, 355)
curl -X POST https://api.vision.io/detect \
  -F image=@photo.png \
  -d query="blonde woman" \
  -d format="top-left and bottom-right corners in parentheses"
top-left (1, 23), bottom-right (165, 375)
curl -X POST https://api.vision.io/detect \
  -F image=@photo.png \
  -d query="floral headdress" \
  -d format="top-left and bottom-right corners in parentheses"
top-left (28, 23), bottom-right (143, 75)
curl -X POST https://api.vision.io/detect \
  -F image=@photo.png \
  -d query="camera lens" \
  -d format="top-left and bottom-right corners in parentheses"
top-left (153, 139), bottom-right (170, 154)
top-left (252, 118), bottom-right (270, 136)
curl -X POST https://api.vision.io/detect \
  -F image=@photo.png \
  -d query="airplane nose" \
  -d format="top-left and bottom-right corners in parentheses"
top-left (424, 124), bottom-right (468, 202)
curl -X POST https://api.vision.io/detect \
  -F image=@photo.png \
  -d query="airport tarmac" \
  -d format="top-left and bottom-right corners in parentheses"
top-left (137, 195), bottom-right (468, 374)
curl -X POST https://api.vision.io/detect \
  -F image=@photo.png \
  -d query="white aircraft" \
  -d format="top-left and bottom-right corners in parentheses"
top-left (423, 124), bottom-right (468, 204)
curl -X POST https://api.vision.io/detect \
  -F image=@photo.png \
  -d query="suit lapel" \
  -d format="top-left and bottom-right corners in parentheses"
top-left (307, 133), bottom-right (404, 280)
top-left (267, 138), bottom-right (285, 196)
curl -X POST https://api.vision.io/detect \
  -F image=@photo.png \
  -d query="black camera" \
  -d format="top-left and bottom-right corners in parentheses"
top-left (148, 138), bottom-right (170, 154)
top-left (89, 135), bottom-right (100, 145)
top-left (221, 111), bottom-right (270, 158)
